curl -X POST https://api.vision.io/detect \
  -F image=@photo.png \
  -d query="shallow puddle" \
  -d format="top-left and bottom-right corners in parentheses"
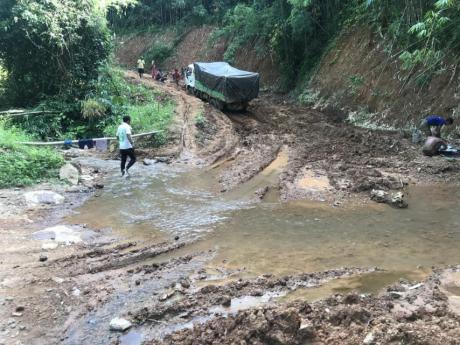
top-left (69, 159), bottom-right (460, 292)
top-left (280, 270), bottom-right (429, 303)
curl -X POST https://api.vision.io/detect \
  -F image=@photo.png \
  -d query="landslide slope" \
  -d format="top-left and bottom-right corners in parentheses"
top-left (309, 28), bottom-right (460, 134)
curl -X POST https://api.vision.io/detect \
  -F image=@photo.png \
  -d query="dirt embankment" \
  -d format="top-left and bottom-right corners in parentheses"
top-left (310, 28), bottom-right (460, 134)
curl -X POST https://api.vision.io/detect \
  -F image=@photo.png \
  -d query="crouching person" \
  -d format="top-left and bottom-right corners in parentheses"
top-left (422, 136), bottom-right (447, 157)
top-left (420, 115), bottom-right (453, 138)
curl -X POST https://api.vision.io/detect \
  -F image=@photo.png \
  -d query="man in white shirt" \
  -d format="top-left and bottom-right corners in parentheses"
top-left (116, 116), bottom-right (136, 177)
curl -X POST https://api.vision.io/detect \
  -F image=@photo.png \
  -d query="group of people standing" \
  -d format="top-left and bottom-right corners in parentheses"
top-left (136, 57), bottom-right (181, 86)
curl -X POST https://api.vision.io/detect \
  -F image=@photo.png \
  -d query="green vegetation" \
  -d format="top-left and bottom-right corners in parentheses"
top-left (0, 122), bottom-right (64, 188)
top-left (90, 67), bottom-right (174, 145)
top-left (362, 0), bottom-right (460, 79)
top-left (0, 0), bottom-right (111, 107)
top-left (347, 74), bottom-right (365, 96)
top-left (194, 111), bottom-right (206, 129)
top-left (110, 0), bottom-right (460, 91)
top-left (7, 67), bottom-right (174, 141)
top-left (144, 43), bottom-right (174, 66)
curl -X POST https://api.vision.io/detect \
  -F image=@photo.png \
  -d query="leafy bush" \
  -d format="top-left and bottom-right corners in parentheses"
top-left (0, 122), bottom-right (64, 188)
top-left (83, 67), bottom-right (175, 145)
top-left (144, 43), bottom-right (174, 66)
top-left (81, 99), bottom-right (108, 119)
top-left (104, 101), bottom-right (175, 146)
top-left (364, 0), bottom-right (460, 73)
top-left (194, 111), bottom-right (207, 129)
top-left (0, 0), bottom-right (111, 107)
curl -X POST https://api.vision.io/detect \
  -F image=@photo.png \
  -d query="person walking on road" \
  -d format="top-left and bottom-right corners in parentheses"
top-left (172, 68), bottom-right (181, 87)
top-left (117, 116), bottom-right (136, 177)
top-left (137, 57), bottom-right (145, 78)
top-left (420, 115), bottom-right (454, 138)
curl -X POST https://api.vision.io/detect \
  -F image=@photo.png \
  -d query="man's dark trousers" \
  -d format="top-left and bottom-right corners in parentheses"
top-left (120, 148), bottom-right (136, 172)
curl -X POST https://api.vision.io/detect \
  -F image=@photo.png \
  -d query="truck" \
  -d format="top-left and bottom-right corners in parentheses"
top-left (184, 62), bottom-right (260, 111)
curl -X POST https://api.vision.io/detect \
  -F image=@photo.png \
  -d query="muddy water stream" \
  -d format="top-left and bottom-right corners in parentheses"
top-left (63, 158), bottom-right (460, 344)
top-left (70, 158), bottom-right (460, 284)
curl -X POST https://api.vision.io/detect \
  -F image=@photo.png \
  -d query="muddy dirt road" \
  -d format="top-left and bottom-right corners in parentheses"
top-left (126, 71), bottom-right (460, 205)
top-left (1, 74), bottom-right (460, 345)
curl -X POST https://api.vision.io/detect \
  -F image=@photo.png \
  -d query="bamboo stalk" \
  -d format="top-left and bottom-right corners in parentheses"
top-left (18, 130), bottom-right (162, 146)
top-left (0, 110), bottom-right (59, 117)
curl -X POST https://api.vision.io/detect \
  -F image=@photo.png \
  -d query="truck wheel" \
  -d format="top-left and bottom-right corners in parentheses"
top-left (211, 99), bottom-right (224, 110)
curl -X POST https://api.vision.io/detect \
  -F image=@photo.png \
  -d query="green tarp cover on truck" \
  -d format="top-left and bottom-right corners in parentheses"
top-left (194, 62), bottom-right (259, 104)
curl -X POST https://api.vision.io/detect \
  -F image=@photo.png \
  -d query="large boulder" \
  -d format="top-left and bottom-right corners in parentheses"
top-left (24, 191), bottom-right (64, 205)
top-left (59, 163), bottom-right (80, 185)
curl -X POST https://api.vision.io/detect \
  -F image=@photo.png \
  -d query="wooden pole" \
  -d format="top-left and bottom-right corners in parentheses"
top-left (18, 130), bottom-right (163, 146)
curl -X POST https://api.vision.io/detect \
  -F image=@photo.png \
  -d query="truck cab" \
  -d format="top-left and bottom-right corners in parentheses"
top-left (185, 64), bottom-right (195, 91)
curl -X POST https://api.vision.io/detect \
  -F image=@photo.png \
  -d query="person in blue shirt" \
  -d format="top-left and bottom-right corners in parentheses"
top-left (420, 115), bottom-right (454, 138)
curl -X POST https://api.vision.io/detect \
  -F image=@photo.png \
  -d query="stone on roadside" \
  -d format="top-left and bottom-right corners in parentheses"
top-left (299, 320), bottom-right (314, 338)
top-left (52, 277), bottom-right (65, 284)
top-left (42, 241), bottom-right (59, 250)
top-left (159, 290), bottom-right (175, 301)
top-left (24, 191), bottom-right (64, 206)
top-left (33, 225), bottom-right (83, 245)
top-left (254, 186), bottom-right (269, 200)
top-left (39, 254), bottom-right (48, 262)
top-left (154, 156), bottom-right (172, 164)
top-left (59, 163), bottom-right (80, 185)
top-left (143, 158), bottom-right (157, 166)
top-left (370, 189), bottom-right (388, 203)
top-left (109, 317), bottom-right (132, 332)
top-left (220, 295), bottom-right (231, 307)
top-left (363, 332), bottom-right (375, 344)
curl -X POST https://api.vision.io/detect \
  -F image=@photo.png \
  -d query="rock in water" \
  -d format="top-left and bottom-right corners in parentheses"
top-left (390, 191), bottom-right (408, 209)
top-left (370, 189), bottom-right (408, 209)
top-left (24, 191), bottom-right (64, 205)
top-left (370, 189), bottom-right (388, 203)
top-left (59, 163), bottom-right (80, 185)
top-left (109, 318), bottom-right (132, 332)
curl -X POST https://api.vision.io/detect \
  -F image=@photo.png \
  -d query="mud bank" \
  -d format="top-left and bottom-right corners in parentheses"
top-left (159, 267), bottom-right (460, 345)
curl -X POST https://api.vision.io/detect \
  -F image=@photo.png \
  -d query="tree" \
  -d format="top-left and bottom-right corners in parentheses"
top-left (0, 0), bottom-right (111, 106)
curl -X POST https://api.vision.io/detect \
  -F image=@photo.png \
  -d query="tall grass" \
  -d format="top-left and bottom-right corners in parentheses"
top-left (0, 122), bottom-right (64, 188)
top-left (104, 100), bottom-right (175, 145)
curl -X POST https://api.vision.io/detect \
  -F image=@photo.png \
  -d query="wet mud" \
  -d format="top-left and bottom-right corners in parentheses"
top-left (2, 75), bottom-right (460, 345)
